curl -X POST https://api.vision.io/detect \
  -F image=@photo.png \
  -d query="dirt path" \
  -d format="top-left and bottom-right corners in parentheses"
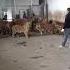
top-left (0, 35), bottom-right (70, 70)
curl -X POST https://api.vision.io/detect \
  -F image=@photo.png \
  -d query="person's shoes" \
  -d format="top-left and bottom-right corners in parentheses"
top-left (59, 45), bottom-right (64, 48)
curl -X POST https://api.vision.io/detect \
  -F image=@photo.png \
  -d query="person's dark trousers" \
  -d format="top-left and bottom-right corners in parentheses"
top-left (62, 28), bottom-right (70, 47)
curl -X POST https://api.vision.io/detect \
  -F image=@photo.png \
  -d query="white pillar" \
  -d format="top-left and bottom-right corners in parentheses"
top-left (44, 0), bottom-right (48, 20)
top-left (7, 9), bottom-right (12, 22)
top-left (44, 0), bottom-right (46, 17)
top-left (31, 0), bottom-right (32, 6)
top-left (30, 0), bottom-right (33, 15)
top-left (14, 0), bottom-right (16, 17)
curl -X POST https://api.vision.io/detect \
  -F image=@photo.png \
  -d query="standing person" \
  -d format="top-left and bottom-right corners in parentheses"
top-left (60, 8), bottom-right (70, 48)
top-left (23, 11), bottom-right (27, 18)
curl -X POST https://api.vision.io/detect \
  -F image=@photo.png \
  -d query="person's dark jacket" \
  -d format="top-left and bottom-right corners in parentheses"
top-left (63, 12), bottom-right (70, 29)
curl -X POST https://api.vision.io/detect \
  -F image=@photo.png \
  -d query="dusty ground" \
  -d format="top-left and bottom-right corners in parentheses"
top-left (0, 35), bottom-right (70, 70)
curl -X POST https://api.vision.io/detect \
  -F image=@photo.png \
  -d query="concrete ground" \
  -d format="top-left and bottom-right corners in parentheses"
top-left (0, 35), bottom-right (70, 70)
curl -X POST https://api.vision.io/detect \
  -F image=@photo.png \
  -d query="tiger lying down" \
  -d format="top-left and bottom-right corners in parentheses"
top-left (12, 21), bottom-right (31, 39)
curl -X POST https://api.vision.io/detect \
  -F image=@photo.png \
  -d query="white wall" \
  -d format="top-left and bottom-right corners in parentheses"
top-left (15, 0), bottom-right (39, 16)
top-left (47, 0), bottom-right (70, 12)
top-left (15, 0), bottom-right (39, 5)
top-left (47, 0), bottom-right (70, 22)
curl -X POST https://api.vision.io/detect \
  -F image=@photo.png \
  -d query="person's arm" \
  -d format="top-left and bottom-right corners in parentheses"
top-left (63, 14), bottom-right (68, 29)
top-left (63, 18), bottom-right (67, 29)
top-left (61, 14), bottom-right (68, 32)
